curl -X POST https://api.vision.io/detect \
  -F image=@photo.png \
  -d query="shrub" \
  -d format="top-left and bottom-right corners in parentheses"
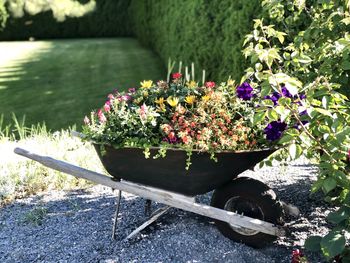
top-left (243, 0), bottom-right (350, 260)
top-left (0, 0), bottom-right (132, 40)
top-left (0, 0), bottom-right (8, 30)
top-left (129, 0), bottom-right (262, 82)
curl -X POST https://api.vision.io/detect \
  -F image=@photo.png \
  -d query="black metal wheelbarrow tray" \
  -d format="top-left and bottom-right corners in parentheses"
top-left (14, 139), bottom-right (296, 248)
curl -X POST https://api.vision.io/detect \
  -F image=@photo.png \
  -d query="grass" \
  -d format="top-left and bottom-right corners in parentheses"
top-left (22, 206), bottom-right (48, 226)
top-left (0, 118), bottom-right (104, 206)
top-left (0, 38), bottom-right (164, 131)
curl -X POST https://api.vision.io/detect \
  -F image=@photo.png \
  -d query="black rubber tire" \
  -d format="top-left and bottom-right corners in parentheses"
top-left (210, 177), bottom-right (284, 248)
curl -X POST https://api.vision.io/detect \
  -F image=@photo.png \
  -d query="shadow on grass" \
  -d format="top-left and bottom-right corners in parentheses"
top-left (0, 38), bottom-right (165, 131)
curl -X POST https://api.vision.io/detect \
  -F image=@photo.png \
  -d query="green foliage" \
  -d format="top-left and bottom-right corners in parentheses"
top-left (82, 76), bottom-right (269, 169)
top-left (6, 0), bottom-right (96, 21)
top-left (0, 0), bottom-right (7, 30)
top-left (0, 0), bottom-right (132, 40)
top-left (129, 0), bottom-right (262, 82)
top-left (22, 206), bottom-right (48, 225)
top-left (244, 0), bottom-right (350, 260)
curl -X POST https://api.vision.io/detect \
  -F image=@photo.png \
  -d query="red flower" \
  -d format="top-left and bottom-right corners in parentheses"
top-left (168, 132), bottom-right (175, 139)
top-left (172, 72), bottom-right (182, 79)
top-left (205, 81), bottom-right (216, 88)
top-left (291, 249), bottom-right (306, 263)
top-left (182, 136), bottom-right (189, 144)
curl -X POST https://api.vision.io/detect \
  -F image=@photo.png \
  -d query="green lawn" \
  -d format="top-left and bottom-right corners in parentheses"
top-left (0, 38), bottom-right (164, 131)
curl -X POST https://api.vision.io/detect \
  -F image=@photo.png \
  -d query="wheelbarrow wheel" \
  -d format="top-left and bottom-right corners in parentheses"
top-left (210, 177), bottom-right (284, 248)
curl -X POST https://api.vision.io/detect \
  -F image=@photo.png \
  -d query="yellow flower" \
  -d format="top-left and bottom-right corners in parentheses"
top-left (202, 95), bottom-right (210, 102)
top-left (157, 104), bottom-right (166, 112)
top-left (155, 97), bottom-right (166, 112)
top-left (227, 79), bottom-right (235, 86)
top-left (155, 97), bottom-right (165, 105)
top-left (140, 80), bottom-right (153, 89)
top-left (186, 80), bottom-right (197, 88)
top-left (185, 95), bottom-right (196, 105)
top-left (167, 96), bottom-right (179, 107)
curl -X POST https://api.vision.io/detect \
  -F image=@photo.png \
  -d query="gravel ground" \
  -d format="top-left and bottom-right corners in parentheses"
top-left (0, 160), bottom-right (330, 263)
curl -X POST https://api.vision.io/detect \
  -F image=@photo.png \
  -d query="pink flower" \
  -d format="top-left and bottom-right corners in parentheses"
top-left (139, 104), bottom-right (148, 120)
top-left (83, 116), bottom-right (90, 125)
top-left (348, 149), bottom-right (350, 162)
top-left (172, 72), bottom-right (182, 79)
top-left (108, 94), bottom-right (115, 100)
top-left (128, 88), bottom-right (136, 93)
top-left (121, 95), bottom-right (132, 101)
top-left (97, 109), bottom-right (107, 123)
top-left (104, 103), bottom-right (111, 113)
top-left (205, 81), bottom-right (216, 88)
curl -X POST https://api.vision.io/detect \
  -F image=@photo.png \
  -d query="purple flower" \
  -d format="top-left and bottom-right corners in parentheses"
top-left (299, 110), bottom-right (307, 116)
top-left (293, 120), bottom-right (309, 130)
top-left (299, 93), bottom-right (306, 100)
top-left (281, 87), bottom-right (292, 98)
top-left (264, 86), bottom-right (292, 105)
top-left (264, 121), bottom-right (287, 141)
top-left (162, 137), bottom-right (178, 144)
top-left (237, 82), bottom-right (254, 101)
top-left (264, 93), bottom-right (281, 106)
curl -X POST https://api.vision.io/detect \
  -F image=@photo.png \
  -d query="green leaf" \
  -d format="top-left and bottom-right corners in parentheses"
top-left (288, 143), bottom-right (302, 159)
top-left (260, 82), bottom-right (272, 97)
top-left (305, 236), bottom-right (322, 252)
top-left (342, 60), bottom-right (350, 70)
top-left (285, 82), bottom-right (299, 96)
top-left (274, 105), bottom-right (291, 121)
top-left (253, 111), bottom-right (266, 125)
top-left (276, 32), bottom-right (286, 44)
top-left (278, 134), bottom-right (294, 144)
top-left (311, 178), bottom-right (324, 193)
top-left (314, 108), bottom-right (333, 118)
top-left (323, 177), bottom-right (337, 193)
top-left (320, 231), bottom-right (346, 259)
top-left (267, 109), bottom-right (279, 121)
top-left (327, 207), bottom-right (350, 224)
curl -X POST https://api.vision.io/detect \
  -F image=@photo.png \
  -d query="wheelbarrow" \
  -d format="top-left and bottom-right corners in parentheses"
top-left (14, 135), bottom-right (297, 248)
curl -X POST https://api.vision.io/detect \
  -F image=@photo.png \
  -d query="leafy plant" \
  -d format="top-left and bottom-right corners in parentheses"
top-left (82, 71), bottom-right (283, 169)
top-left (22, 205), bottom-right (48, 226)
top-left (243, 0), bottom-right (350, 261)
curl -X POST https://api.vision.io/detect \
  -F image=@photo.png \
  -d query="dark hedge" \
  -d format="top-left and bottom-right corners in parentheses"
top-left (0, 0), bottom-right (132, 40)
top-left (129, 0), bottom-right (261, 82)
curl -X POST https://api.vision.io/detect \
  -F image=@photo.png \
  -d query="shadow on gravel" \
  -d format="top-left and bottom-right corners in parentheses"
top-left (0, 169), bottom-right (328, 263)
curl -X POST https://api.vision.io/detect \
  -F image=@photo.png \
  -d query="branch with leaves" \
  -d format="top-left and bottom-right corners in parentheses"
top-left (243, 0), bottom-right (350, 261)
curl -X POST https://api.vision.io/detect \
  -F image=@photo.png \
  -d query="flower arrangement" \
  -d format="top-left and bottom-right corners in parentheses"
top-left (82, 72), bottom-right (307, 168)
